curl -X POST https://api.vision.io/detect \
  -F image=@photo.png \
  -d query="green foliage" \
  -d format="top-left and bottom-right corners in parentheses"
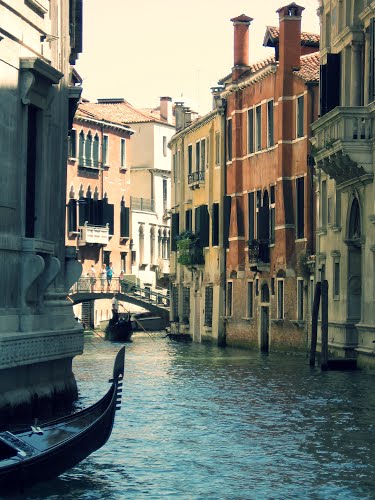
top-left (176, 232), bottom-right (204, 267)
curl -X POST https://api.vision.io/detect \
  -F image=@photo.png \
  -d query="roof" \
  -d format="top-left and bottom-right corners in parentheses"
top-left (263, 26), bottom-right (320, 48)
top-left (293, 51), bottom-right (320, 82)
top-left (75, 100), bottom-right (175, 127)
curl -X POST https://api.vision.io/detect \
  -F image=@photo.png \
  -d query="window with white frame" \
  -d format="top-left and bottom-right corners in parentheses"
top-left (270, 185), bottom-right (275, 244)
top-left (267, 100), bottom-right (274, 148)
top-left (120, 138), bottom-right (126, 168)
top-left (247, 281), bottom-right (254, 318)
top-left (297, 95), bottom-right (304, 138)
top-left (227, 118), bottom-right (233, 161)
top-left (277, 279), bottom-right (284, 319)
top-left (85, 131), bottom-right (92, 166)
top-left (68, 129), bottom-right (77, 158)
top-left (102, 135), bottom-right (109, 165)
top-left (297, 278), bottom-right (304, 321)
top-left (247, 108), bottom-right (254, 154)
top-left (227, 281), bottom-right (233, 316)
top-left (215, 132), bottom-right (220, 165)
top-left (195, 141), bottom-right (200, 171)
top-left (255, 105), bottom-right (262, 151)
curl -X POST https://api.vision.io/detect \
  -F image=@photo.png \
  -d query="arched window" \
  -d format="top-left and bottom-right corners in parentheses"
top-left (93, 133), bottom-right (100, 167)
top-left (85, 131), bottom-right (92, 166)
top-left (261, 283), bottom-right (270, 302)
top-left (158, 228), bottom-right (162, 257)
top-left (348, 197), bottom-right (361, 240)
top-left (162, 229), bottom-right (168, 259)
top-left (78, 131), bottom-right (85, 166)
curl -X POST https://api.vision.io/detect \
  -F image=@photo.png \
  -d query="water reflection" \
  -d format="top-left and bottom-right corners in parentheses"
top-left (7, 333), bottom-right (375, 499)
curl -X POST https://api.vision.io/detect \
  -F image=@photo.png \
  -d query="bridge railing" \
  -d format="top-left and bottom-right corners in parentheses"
top-left (71, 277), bottom-right (170, 308)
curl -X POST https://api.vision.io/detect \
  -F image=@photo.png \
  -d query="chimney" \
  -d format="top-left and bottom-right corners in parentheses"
top-left (230, 14), bottom-right (253, 80)
top-left (210, 86), bottom-right (225, 110)
top-left (160, 96), bottom-right (172, 123)
top-left (175, 102), bottom-right (185, 132)
top-left (277, 3), bottom-right (304, 73)
top-left (183, 106), bottom-right (192, 127)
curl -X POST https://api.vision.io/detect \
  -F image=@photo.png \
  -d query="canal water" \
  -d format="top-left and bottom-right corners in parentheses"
top-left (8, 333), bottom-right (375, 500)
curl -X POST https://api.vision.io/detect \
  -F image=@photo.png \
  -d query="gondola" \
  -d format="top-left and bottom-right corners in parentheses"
top-left (106, 311), bottom-right (133, 342)
top-left (0, 346), bottom-right (125, 493)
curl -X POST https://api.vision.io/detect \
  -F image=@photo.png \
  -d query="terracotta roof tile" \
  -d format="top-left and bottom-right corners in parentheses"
top-left (293, 51), bottom-right (320, 82)
top-left (264, 26), bottom-right (320, 47)
top-left (76, 100), bottom-right (174, 127)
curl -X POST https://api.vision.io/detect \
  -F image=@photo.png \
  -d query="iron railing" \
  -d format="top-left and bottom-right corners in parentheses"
top-left (130, 197), bottom-right (155, 212)
top-left (187, 170), bottom-right (205, 185)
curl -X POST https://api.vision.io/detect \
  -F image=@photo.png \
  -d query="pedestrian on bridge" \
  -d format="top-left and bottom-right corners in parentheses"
top-left (106, 262), bottom-right (114, 292)
top-left (89, 264), bottom-right (96, 293)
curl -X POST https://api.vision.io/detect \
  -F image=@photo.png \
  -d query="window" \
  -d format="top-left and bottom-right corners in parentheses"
top-left (247, 281), bottom-right (254, 318)
top-left (321, 179), bottom-right (327, 229)
top-left (120, 138), bottom-right (126, 168)
top-left (120, 252), bottom-right (127, 273)
top-left (227, 281), bottom-right (233, 316)
top-left (188, 144), bottom-right (193, 174)
top-left (195, 141), bottom-right (201, 171)
top-left (270, 186), bottom-right (275, 244)
top-left (297, 95), bottom-right (304, 138)
top-left (335, 188), bottom-right (341, 228)
top-left (227, 118), bottom-right (232, 161)
top-left (247, 108), bottom-right (254, 154)
top-left (139, 225), bottom-right (144, 265)
top-left (211, 203), bottom-right (219, 247)
top-left (255, 105), bottom-right (262, 151)
top-left (67, 198), bottom-right (77, 233)
top-left (200, 138), bottom-right (206, 170)
top-left (93, 134), bottom-right (100, 167)
top-left (248, 191), bottom-right (255, 242)
top-left (328, 196), bottom-right (333, 226)
top-left (333, 257), bottom-right (340, 299)
top-left (256, 190), bottom-right (261, 239)
top-left (171, 213), bottom-right (179, 251)
top-left (204, 286), bottom-right (214, 327)
top-left (131, 250), bottom-right (136, 265)
top-left (277, 279), bottom-right (284, 319)
top-left (267, 100), bottom-right (274, 147)
top-left (85, 131), bottom-right (92, 166)
top-left (102, 135), bottom-right (109, 165)
top-left (215, 132), bottom-right (220, 165)
top-left (163, 136), bottom-right (167, 157)
top-left (69, 129), bottom-right (77, 158)
top-left (163, 179), bottom-right (167, 214)
top-left (182, 287), bottom-right (190, 323)
top-left (296, 177), bottom-right (305, 239)
top-left (195, 205), bottom-right (209, 248)
top-left (297, 278), bottom-right (304, 321)
top-left (150, 228), bottom-right (155, 264)
top-left (103, 251), bottom-right (111, 266)
top-left (78, 130), bottom-right (84, 166)
top-left (185, 209), bottom-right (192, 232)
top-left (120, 199), bottom-right (129, 238)
top-left (172, 153), bottom-right (177, 181)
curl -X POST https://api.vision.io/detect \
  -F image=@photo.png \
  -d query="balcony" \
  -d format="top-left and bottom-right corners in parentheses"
top-left (248, 239), bottom-right (270, 271)
top-left (78, 158), bottom-right (102, 171)
top-left (311, 107), bottom-right (374, 186)
top-left (78, 223), bottom-right (109, 246)
top-left (130, 197), bottom-right (155, 212)
top-left (187, 170), bottom-right (205, 189)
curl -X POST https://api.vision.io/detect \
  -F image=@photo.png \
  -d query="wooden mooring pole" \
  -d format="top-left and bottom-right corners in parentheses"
top-left (309, 281), bottom-right (321, 367)
top-left (321, 280), bottom-right (329, 371)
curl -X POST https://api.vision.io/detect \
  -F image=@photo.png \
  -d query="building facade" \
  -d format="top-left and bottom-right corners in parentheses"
top-left (0, 0), bottom-right (83, 421)
top-left (169, 100), bottom-right (226, 343)
top-left (311, 0), bottom-right (375, 368)
top-left (220, 4), bottom-right (320, 351)
top-left (66, 101), bottom-right (133, 326)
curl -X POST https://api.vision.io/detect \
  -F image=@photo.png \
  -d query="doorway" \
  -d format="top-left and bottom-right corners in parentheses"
top-left (260, 283), bottom-right (270, 352)
top-left (347, 197), bottom-right (362, 322)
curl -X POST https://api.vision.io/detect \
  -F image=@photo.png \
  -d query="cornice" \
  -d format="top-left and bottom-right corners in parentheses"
top-left (221, 65), bottom-right (277, 98)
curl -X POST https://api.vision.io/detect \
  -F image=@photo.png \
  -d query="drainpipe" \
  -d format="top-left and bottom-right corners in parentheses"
top-left (307, 83), bottom-right (316, 256)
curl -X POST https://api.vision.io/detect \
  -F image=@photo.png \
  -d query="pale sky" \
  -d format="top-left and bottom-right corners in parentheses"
top-left (76, 0), bottom-right (320, 115)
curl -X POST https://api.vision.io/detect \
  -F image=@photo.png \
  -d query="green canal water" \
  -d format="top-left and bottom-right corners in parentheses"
top-left (9, 333), bottom-right (375, 499)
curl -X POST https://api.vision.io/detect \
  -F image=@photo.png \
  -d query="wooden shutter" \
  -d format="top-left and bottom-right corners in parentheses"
top-left (120, 202), bottom-right (130, 238)
top-left (68, 198), bottom-right (77, 232)
top-left (171, 213), bottom-right (179, 251)
top-left (223, 196), bottom-right (231, 248)
top-left (296, 177), bottom-right (305, 239)
top-left (248, 192), bottom-right (255, 241)
top-left (185, 209), bottom-right (192, 232)
top-left (78, 197), bottom-right (87, 226)
top-left (211, 203), bottom-right (219, 247)
top-left (102, 198), bottom-right (114, 235)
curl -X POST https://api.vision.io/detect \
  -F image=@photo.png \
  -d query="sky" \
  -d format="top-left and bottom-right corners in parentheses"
top-left (76, 0), bottom-right (320, 115)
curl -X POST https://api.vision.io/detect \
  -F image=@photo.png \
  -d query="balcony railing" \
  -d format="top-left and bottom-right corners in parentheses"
top-left (78, 223), bottom-right (109, 245)
top-left (130, 197), bottom-right (155, 212)
top-left (78, 158), bottom-right (102, 170)
top-left (188, 170), bottom-right (205, 186)
top-left (312, 107), bottom-right (373, 154)
top-left (248, 239), bottom-right (270, 265)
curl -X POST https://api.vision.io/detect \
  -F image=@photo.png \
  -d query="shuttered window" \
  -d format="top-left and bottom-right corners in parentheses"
top-left (120, 200), bottom-right (130, 238)
top-left (296, 177), bottom-right (304, 239)
top-left (67, 198), bottom-right (77, 232)
top-left (185, 209), bottom-right (192, 232)
top-left (102, 198), bottom-right (114, 235)
top-left (188, 145), bottom-right (193, 174)
top-left (171, 213), bottom-right (180, 251)
top-left (223, 195), bottom-right (231, 248)
top-left (211, 203), bottom-right (219, 247)
top-left (320, 53), bottom-right (341, 116)
top-left (227, 118), bottom-right (232, 161)
top-left (195, 205), bottom-right (209, 248)
top-left (248, 192), bottom-right (255, 241)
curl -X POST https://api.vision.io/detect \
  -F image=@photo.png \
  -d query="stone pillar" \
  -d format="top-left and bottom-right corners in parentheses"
top-left (364, 31), bottom-right (370, 106)
top-left (351, 43), bottom-right (362, 106)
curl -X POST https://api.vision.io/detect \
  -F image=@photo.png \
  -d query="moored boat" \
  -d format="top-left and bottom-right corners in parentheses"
top-left (0, 346), bottom-right (125, 493)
